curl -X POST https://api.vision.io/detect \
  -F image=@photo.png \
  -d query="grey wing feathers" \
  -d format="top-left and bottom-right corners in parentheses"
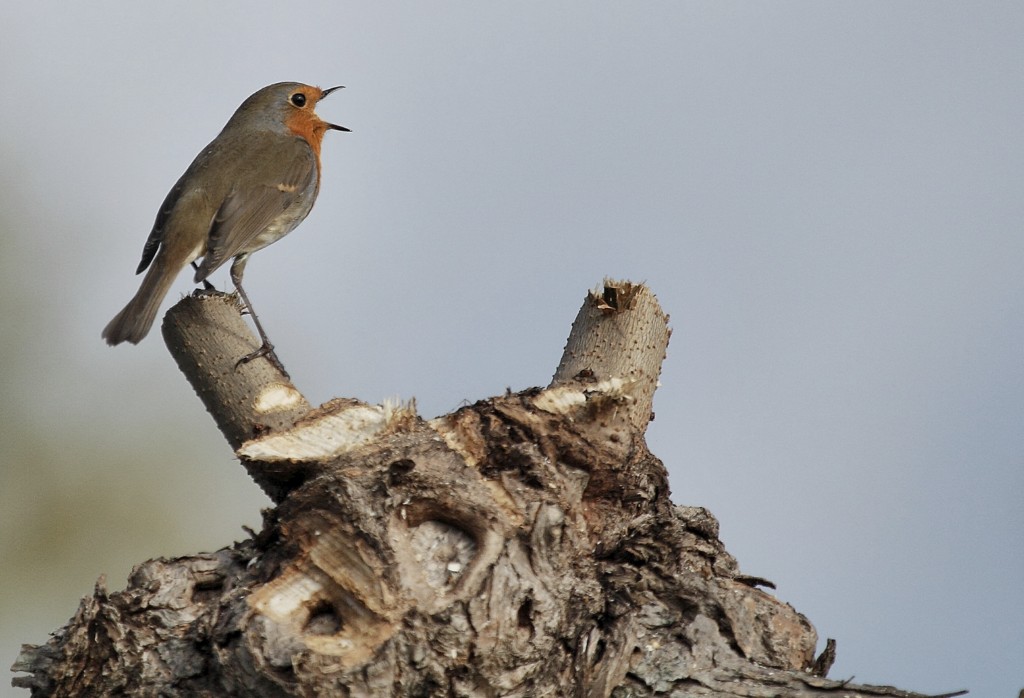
top-left (195, 145), bottom-right (316, 281)
top-left (136, 174), bottom-right (189, 274)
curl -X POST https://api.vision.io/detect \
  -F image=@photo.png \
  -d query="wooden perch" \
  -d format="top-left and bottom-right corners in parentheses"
top-left (12, 281), bottom-right (966, 697)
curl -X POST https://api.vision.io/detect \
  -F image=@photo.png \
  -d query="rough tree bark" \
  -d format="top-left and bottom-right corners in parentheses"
top-left (12, 281), bottom-right (966, 697)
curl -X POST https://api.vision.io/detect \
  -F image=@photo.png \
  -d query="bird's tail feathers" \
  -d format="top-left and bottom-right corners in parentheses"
top-left (102, 262), bottom-right (179, 345)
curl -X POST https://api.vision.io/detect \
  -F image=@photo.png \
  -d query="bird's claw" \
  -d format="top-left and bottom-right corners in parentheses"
top-left (236, 342), bottom-right (290, 380)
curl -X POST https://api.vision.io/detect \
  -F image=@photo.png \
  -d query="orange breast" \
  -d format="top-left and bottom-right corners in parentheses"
top-left (285, 111), bottom-right (330, 162)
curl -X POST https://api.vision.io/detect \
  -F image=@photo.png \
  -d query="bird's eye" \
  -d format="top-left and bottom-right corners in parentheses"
top-left (290, 92), bottom-right (306, 107)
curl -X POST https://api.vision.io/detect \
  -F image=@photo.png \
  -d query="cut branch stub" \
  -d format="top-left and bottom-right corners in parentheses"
top-left (552, 280), bottom-right (671, 432)
top-left (161, 290), bottom-right (313, 500)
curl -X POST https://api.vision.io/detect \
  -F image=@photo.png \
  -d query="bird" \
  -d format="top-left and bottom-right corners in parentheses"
top-left (102, 81), bottom-right (349, 374)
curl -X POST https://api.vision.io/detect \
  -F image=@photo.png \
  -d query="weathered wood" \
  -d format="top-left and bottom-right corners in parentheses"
top-left (552, 280), bottom-right (671, 432)
top-left (161, 289), bottom-right (313, 500)
top-left (12, 281), bottom-right (965, 698)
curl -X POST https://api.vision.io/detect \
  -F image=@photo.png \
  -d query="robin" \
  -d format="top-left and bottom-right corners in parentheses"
top-left (102, 81), bottom-right (349, 373)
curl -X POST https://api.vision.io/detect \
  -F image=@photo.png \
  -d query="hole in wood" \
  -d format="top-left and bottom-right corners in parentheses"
top-left (304, 600), bottom-right (343, 636)
top-left (387, 458), bottom-right (416, 486)
top-left (516, 596), bottom-right (534, 639)
top-left (409, 519), bottom-right (477, 590)
top-left (602, 285), bottom-right (619, 310)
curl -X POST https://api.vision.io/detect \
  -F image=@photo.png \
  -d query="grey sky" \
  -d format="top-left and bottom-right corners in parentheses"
top-left (2, 3), bottom-right (1021, 696)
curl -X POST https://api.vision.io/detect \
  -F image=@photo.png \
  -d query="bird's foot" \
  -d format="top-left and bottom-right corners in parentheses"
top-left (236, 342), bottom-right (290, 380)
top-left (189, 261), bottom-right (217, 292)
top-left (193, 283), bottom-right (221, 299)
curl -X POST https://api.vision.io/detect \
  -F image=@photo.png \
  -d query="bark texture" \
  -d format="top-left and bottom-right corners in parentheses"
top-left (12, 282), bottom-right (966, 698)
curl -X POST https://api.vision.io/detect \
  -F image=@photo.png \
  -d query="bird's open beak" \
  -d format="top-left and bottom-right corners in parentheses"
top-left (319, 86), bottom-right (351, 132)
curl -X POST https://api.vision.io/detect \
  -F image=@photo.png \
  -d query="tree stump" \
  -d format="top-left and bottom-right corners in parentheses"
top-left (12, 281), bottom-right (966, 697)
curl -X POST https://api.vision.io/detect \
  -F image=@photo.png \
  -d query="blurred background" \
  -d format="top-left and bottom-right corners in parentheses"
top-left (2, 3), bottom-right (1021, 696)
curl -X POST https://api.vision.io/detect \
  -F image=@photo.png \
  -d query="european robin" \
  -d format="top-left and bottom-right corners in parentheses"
top-left (102, 81), bottom-right (349, 372)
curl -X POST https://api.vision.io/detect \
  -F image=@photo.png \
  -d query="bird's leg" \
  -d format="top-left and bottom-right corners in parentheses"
top-left (229, 255), bottom-right (289, 379)
top-left (190, 261), bottom-right (217, 291)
